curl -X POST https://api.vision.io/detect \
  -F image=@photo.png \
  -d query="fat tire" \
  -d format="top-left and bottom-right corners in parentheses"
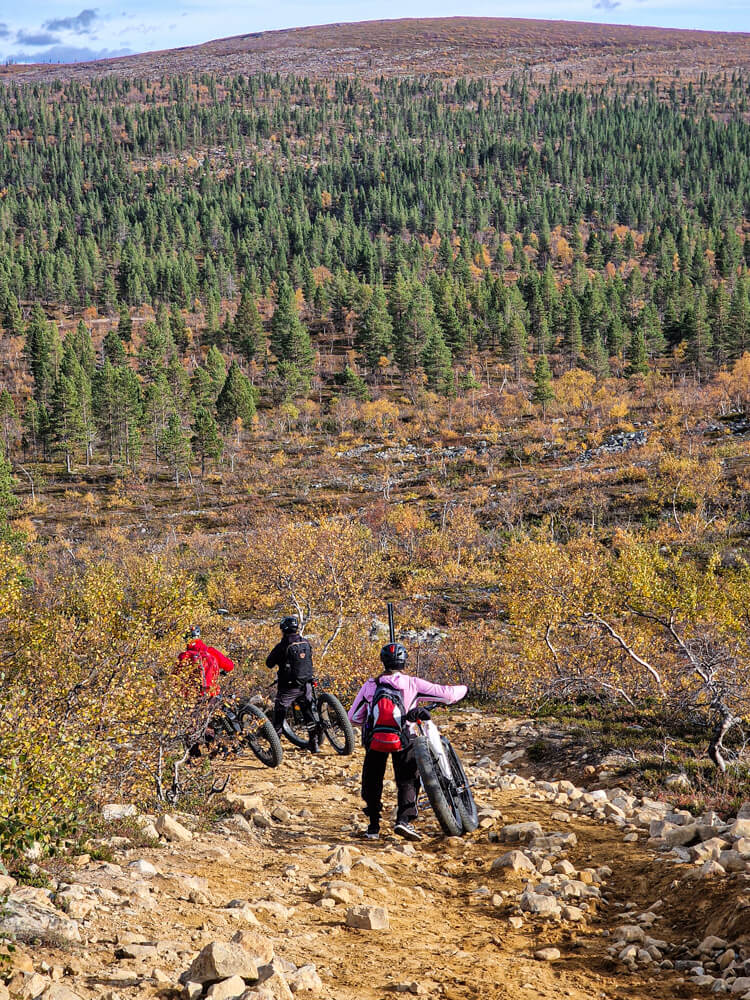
top-left (444, 737), bottom-right (478, 832)
top-left (318, 692), bottom-right (356, 755)
top-left (239, 704), bottom-right (283, 768)
top-left (281, 703), bottom-right (311, 749)
top-left (413, 734), bottom-right (463, 837)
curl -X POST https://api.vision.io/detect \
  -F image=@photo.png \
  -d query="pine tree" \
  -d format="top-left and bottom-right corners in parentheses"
top-left (205, 345), bottom-right (227, 397)
top-left (563, 292), bottom-right (583, 370)
top-left (216, 362), bottom-right (257, 430)
top-left (0, 444), bottom-right (18, 541)
top-left (626, 327), bottom-right (649, 377)
top-left (421, 328), bottom-right (454, 396)
top-left (339, 365), bottom-right (370, 401)
top-left (192, 406), bottom-right (223, 475)
top-left (232, 289), bottom-right (263, 361)
top-left (117, 303), bottom-right (133, 343)
top-left (158, 412), bottom-right (192, 483)
top-left (356, 283), bottom-right (392, 372)
top-left (588, 331), bottom-right (610, 380)
top-left (532, 354), bottom-right (555, 414)
top-left (50, 373), bottom-right (86, 473)
top-left (270, 279), bottom-right (314, 378)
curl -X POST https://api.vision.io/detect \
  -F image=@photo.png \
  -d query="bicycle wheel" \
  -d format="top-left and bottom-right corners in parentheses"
top-left (413, 734), bottom-right (463, 837)
top-left (444, 737), bottom-right (478, 832)
top-left (318, 692), bottom-right (356, 755)
top-left (238, 704), bottom-right (283, 768)
top-left (281, 702), bottom-right (311, 749)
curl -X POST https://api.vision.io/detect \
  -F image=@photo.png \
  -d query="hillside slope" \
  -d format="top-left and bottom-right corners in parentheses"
top-left (3, 17), bottom-right (750, 84)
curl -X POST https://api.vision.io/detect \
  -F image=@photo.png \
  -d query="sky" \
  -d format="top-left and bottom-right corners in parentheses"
top-left (0, 1), bottom-right (748, 65)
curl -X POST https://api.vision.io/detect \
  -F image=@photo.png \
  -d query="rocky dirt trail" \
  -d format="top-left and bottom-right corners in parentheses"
top-left (5, 712), bottom-right (750, 1000)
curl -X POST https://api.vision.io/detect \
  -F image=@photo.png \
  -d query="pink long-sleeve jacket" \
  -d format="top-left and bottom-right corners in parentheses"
top-left (348, 671), bottom-right (467, 728)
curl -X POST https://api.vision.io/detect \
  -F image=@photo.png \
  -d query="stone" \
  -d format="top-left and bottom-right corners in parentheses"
top-left (102, 804), bottom-right (137, 821)
top-left (251, 901), bottom-right (291, 924)
top-left (345, 905), bottom-right (390, 930)
top-left (116, 943), bottom-right (158, 960)
top-left (187, 942), bottom-right (259, 985)
top-left (700, 861), bottom-right (726, 877)
top-left (183, 983), bottom-right (203, 1000)
top-left (499, 822), bottom-right (543, 844)
top-left (719, 851), bottom-right (747, 873)
top-left (730, 979), bottom-right (750, 994)
top-left (230, 930), bottom-right (275, 966)
top-left (321, 881), bottom-right (363, 904)
top-left (519, 892), bottom-right (561, 918)
top-left (491, 851), bottom-right (537, 874)
top-left (534, 947), bottom-right (561, 962)
top-left (206, 977), bottom-right (247, 1000)
top-left (615, 925), bottom-right (645, 943)
top-left (690, 838), bottom-right (729, 863)
top-left (22, 974), bottom-right (51, 999)
top-left (128, 860), bottom-right (158, 877)
top-left (562, 905), bottom-right (585, 922)
top-left (156, 814), bottom-right (192, 842)
top-left (253, 961), bottom-right (294, 1000)
top-left (42, 987), bottom-right (84, 1000)
top-left (287, 965), bottom-right (323, 994)
top-left (664, 824), bottom-right (698, 848)
top-left (2, 894), bottom-right (81, 944)
top-left (728, 819), bottom-right (750, 841)
top-left (699, 936), bottom-right (727, 953)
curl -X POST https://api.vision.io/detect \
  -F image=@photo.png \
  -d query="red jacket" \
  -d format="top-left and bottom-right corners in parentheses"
top-left (178, 639), bottom-right (235, 697)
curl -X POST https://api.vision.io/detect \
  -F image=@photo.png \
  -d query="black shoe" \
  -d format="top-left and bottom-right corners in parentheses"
top-left (364, 822), bottom-right (380, 841)
top-left (394, 821), bottom-right (422, 842)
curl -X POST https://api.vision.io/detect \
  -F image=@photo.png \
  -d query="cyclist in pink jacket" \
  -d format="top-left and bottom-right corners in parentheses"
top-left (348, 642), bottom-right (467, 841)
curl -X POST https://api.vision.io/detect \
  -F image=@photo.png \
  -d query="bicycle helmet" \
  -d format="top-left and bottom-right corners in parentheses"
top-left (280, 615), bottom-right (300, 634)
top-left (380, 642), bottom-right (408, 672)
top-left (184, 625), bottom-right (201, 641)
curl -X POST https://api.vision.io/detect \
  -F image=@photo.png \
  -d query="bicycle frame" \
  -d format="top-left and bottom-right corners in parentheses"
top-left (407, 717), bottom-right (452, 780)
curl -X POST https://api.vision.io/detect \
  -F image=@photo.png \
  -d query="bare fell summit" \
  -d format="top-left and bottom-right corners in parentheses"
top-left (3, 16), bottom-right (750, 83)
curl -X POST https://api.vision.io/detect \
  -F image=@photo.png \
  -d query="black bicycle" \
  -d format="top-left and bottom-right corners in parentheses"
top-left (211, 696), bottom-right (284, 768)
top-left (280, 680), bottom-right (356, 755)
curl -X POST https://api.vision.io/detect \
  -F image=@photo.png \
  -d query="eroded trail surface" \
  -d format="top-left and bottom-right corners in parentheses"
top-left (10, 713), bottom-right (750, 1000)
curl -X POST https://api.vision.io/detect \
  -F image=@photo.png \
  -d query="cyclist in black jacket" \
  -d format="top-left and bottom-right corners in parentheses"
top-left (266, 615), bottom-right (320, 753)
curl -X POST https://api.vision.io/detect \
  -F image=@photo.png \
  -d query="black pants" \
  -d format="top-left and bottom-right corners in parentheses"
top-left (361, 744), bottom-right (419, 826)
top-left (273, 682), bottom-right (317, 740)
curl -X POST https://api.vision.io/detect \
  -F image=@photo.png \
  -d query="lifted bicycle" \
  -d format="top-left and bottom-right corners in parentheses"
top-left (408, 704), bottom-right (477, 837)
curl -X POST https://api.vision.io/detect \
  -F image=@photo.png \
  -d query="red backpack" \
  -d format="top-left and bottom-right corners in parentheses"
top-left (364, 678), bottom-right (407, 752)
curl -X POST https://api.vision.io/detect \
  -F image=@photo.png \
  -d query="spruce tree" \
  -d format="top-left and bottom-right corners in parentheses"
top-left (270, 279), bottom-right (314, 382)
top-left (117, 303), bottom-right (133, 343)
top-left (356, 283), bottom-right (392, 372)
top-left (233, 289), bottom-right (263, 362)
top-left (626, 328), bottom-right (649, 376)
top-left (421, 328), bottom-right (454, 396)
top-left (216, 362), bottom-right (257, 430)
top-left (532, 354), bottom-right (555, 414)
top-left (159, 412), bottom-right (192, 483)
top-left (192, 406), bottom-right (223, 475)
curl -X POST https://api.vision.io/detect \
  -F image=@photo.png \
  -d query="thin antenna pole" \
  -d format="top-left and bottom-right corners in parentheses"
top-left (387, 602), bottom-right (395, 644)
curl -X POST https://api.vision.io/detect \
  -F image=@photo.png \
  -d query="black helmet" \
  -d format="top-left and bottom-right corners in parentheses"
top-left (280, 615), bottom-right (300, 634)
top-left (184, 625), bottom-right (201, 641)
top-left (380, 642), bottom-right (407, 672)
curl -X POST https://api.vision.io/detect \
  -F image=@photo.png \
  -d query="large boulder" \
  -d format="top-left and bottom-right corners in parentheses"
top-left (187, 942), bottom-right (259, 985)
top-left (156, 814), bottom-right (193, 842)
top-left (499, 822), bottom-right (543, 844)
top-left (1, 894), bottom-right (81, 944)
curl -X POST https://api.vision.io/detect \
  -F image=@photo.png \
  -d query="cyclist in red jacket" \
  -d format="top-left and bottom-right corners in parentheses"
top-left (178, 625), bottom-right (235, 697)
top-left (178, 627), bottom-right (235, 757)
